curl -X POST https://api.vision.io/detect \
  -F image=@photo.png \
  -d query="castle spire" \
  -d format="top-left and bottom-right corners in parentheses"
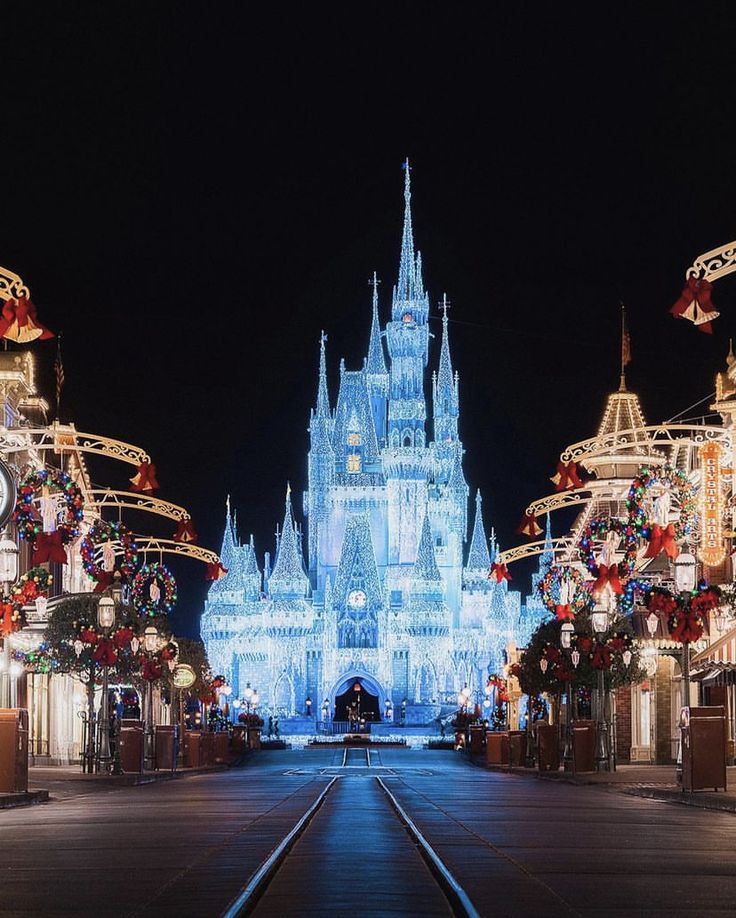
top-left (316, 331), bottom-right (330, 418)
top-left (466, 490), bottom-right (491, 571)
top-left (219, 495), bottom-right (236, 570)
top-left (619, 303), bottom-right (631, 392)
top-left (396, 159), bottom-right (415, 304)
top-left (269, 486), bottom-right (309, 598)
top-left (412, 509), bottom-right (442, 587)
top-left (365, 272), bottom-right (387, 376)
top-left (540, 513), bottom-right (553, 570)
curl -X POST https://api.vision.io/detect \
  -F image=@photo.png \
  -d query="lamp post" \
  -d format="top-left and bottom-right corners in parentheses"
top-left (591, 602), bottom-right (611, 772)
top-left (673, 549), bottom-right (697, 710)
top-left (0, 528), bottom-right (18, 708)
top-left (96, 594), bottom-right (116, 773)
top-left (243, 682), bottom-right (253, 714)
top-left (560, 621), bottom-right (575, 771)
top-left (142, 624), bottom-right (160, 771)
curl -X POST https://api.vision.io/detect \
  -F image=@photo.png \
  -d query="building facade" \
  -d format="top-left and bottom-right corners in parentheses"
top-left (201, 166), bottom-right (520, 722)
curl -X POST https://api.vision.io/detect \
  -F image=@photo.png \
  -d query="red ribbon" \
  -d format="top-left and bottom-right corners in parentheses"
top-left (93, 571), bottom-right (115, 593)
top-left (577, 636), bottom-right (593, 653)
top-left (79, 627), bottom-right (98, 644)
top-left (0, 602), bottom-right (17, 637)
top-left (173, 518), bottom-right (198, 544)
top-left (0, 297), bottom-right (54, 343)
top-left (591, 644), bottom-right (612, 670)
top-left (608, 636), bottom-right (626, 651)
top-left (32, 530), bottom-right (67, 565)
top-left (552, 461), bottom-right (584, 492)
top-left (489, 562), bottom-right (512, 583)
top-left (555, 664), bottom-right (574, 683)
top-left (592, 563), bottom-right (623, 595)
top-left (555, 604), bottom-right (575, 621)
top-left (129, 462), bottom-right (159, 494)
top-left (544, 645), bottom-right (562, 664)
top-left (93, 637), bottom-right (118, 666)
top-left (643, 523), bottom-right (679, 560)
top-left (142, 658), bottom-right (162, 681)
top-left (516, 512), bottom-right (542, 540)
top-left (113, 627), bottom-right (135, 649)
top-left (670, 276), bottom-right (717, 334)
top-left (205, 561), bottom-right (228, 581)
top-left (670, 612), bottom-right (704, 644)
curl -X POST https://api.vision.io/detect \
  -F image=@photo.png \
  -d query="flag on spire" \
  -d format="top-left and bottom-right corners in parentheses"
top-left (54, 334), bottom-right (65, 419)
top-left (619, 303), bottom-right (631, 391)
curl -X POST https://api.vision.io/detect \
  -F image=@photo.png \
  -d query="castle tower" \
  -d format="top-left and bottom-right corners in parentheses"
top-left (365, 272), bottom-right (389, 446)
top-left (433, 295), bottom-right (461, 483)
top-left (307, 333), bottom-right (335, 581)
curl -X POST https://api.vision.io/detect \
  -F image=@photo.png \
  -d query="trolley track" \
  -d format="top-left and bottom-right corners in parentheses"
top-left (222, 748), bottom-right (479, 918)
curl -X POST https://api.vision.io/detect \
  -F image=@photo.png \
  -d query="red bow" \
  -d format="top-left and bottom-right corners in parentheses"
top-left (113, 626), bottom-right (135, 649)
top-left (489, 562), bottom-right (512, 583)
top-left (670, 276), bottom-right (718, 334)
top-left (173, 518), bottom-right (198, 543)
top-left (577, 636), bottom-right (593, 653)
top-left (643, 523), bottom-right (679, 560)
top-left (93, 637), bottom-right (118, 666)
top-left (516, 512), bottom-right (543, 540)
top-left (647, 590), bottom-right (677, 616)
top-left (551, 461), bottom-right (584, 492)
top-left (608, 636), bottom-right (626, 651)
top-left (555, 604), bottom-right (575, 621)
top-left (0, 602), bottom-right (18, 637)
top-left (555, 664), bottom-right (575, 682)
top-left (129, 462), bottom-right (159, 494)
top-left (142, 657), bottom-right (162, 681)
top-left (93, 571), bottom-right (114, 593)
top-left (670, 611), bottom-right (704, 644)
top-left (592, 564), bottom-right (623, 595)
top-left (205, 561), bottom-right (228, 581)
top-left (79, 627), bottom-right (98, 644)
top-left (544, 645), bottom-right (562, 664)
top-left (591, 644), bottom-right (612, 670)
top-left (32, 530), bottom-right (67, 565)
top-left (0, 296), bottom-right (54, 343)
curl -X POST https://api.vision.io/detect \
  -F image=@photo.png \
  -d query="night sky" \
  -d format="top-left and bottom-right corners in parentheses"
top-left (2, 7), bottom-right (736, 637)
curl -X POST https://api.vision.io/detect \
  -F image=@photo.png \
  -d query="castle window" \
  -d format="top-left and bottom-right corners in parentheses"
top-left (347, 453), bottom-right (362, 474)
top-left (402, 312), bottom-right (413, 324)
top-left (347, 433), bottom-right (361, 446)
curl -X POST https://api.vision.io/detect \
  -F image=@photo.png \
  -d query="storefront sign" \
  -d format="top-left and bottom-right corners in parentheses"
top-left (172, 663), bottom-right (196, 689)
top-left (699, 441), bottom-right (725, 567)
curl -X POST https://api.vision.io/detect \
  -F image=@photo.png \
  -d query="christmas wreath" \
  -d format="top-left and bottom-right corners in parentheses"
top-left (538, 566), bottom-right (591, 620)
top-left (80, 520), bottom-right (138, 590)
top-left (578, 517), bottom-right (638, 593)
top-left (645, 582), bottom-right (720, 644)
top-left (131, 562), bottom-right (177, 618)
top-left (11, 566), bottom-right (52, 606)
top-left (627, 465), bottom-right (695, 558)
top-left (13, 468), bottom-right (84, 553)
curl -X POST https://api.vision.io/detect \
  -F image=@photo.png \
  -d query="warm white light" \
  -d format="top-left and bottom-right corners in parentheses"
top-left (674, 551), bottom-right (697, 592)
top-left (9, 661), bottom-right (22, 678)
top-left (73, 639), bottom-right (84, 657)
top-left (646, 612), bottom-right (659, 637)
top-left (571, 649), bottom-right (580, 668)
top-left (591, 609), bottom-right (609, 635)
top-left (130, 636), bottom-right (140, 655)
top-left (244, 683), bottom-right (253, 701)
top-left (715, 607), bottom-right (728, 632)
top-left (97, 596), bottom-right (115, 629)
top-left (35, 595), bottom-right (48, 617)
top-left (622, 649), bottom-right (633, 666)
top-left (560, 622), bottom-right (574, 649)
top-left (0, 531), bottom-right (19, 583)
top-left (143, 626), bottom-right (159, 653)
top-left (540, 658), bottom-right (548, 674)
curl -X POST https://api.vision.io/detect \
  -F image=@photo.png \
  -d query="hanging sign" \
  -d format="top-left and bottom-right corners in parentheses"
top-left (172, 663), bottom-right (196, 689)
top-left (698, 442), bottom-right (725, 567)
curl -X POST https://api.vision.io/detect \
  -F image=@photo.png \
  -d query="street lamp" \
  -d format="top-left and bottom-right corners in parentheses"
top-left (559, 621), bottom-right (575, 770)
top-left (96, 594), bottom-right (116, 773)
top-left (0, 530), bottom-right (18, 704)
top-left (674, 549), bottom-right (698, 709)
top-left (243, 682), bottom-right (253, 713)
top-left (592, 603), bottom-right (611, 771)
top-left (142, 624), bottom-right (160, 770)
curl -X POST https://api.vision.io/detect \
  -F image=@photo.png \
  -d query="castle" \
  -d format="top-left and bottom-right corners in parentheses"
top-left (201, 165), bottom-right (544, 725)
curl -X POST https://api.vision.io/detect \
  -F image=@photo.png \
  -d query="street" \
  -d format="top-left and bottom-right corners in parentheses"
top-left (3, 748), bottom-right (736, 917)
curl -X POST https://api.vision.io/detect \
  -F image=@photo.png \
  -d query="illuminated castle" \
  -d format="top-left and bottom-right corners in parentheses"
top-left (201, 165), bottom-right (520, 724)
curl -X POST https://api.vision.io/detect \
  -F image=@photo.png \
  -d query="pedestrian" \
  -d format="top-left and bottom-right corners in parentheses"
top-left (268, 715), bottom-right (273, 737)
top-left (274, 718), bottom-right (280, 738)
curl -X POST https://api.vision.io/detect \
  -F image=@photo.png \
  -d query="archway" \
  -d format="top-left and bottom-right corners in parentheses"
top-left (334, 678), bottom-right (381, 723)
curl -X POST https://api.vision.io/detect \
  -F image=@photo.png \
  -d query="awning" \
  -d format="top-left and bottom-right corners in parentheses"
top-left (691, 626), bottom-right (736, 667)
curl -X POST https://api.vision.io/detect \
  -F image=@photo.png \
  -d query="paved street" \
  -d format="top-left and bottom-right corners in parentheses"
top-left (3, 748), bottom-right (736, 917)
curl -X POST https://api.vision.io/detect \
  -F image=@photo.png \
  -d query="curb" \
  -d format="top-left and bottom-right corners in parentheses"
top-left (0, 790), bottom-right (49, 810)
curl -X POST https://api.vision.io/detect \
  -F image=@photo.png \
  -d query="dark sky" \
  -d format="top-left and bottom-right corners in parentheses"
top-left (2, 7), bottom-right (736, 637)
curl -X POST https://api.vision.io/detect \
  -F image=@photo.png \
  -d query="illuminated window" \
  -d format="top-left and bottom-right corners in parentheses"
top-left (347, 454), bottom-right (361, 473)
top-left (402, 312), bottom-right (413, 324)
top-left (347, 433), bottom-right (361, 446)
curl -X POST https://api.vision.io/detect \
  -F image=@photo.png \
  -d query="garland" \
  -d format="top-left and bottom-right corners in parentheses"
top-left (11, 567), bottom-right (52, 606)
top-left (645, 582), bottom-right (721, 644)
top-left (131, 562), bottom-right (177, 618)
top-left (12, 644), bottom-right (56, 674)
top-left (13, 468), bottom-right (84, 546)
top-left (80, 520), bottom-right (138, 589)
top-left (538, 566), bottom-right (591, 620)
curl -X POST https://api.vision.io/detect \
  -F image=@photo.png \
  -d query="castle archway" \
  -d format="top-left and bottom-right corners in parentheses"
top-left (329, 671), bottom-right (384, 723)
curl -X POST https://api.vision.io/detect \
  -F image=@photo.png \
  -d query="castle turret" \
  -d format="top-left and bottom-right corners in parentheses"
top-left (308, 333), bottom-right (335, 579)
top-left (269, 487), bottom-right (309, 600)
top-left (433, 295), bottom-right (460, 483)
top-left (365, 272), bottom-right (389, 445)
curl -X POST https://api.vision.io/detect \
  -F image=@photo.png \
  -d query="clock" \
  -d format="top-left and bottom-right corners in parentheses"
top-left (347, 589), bottom-right (367, 609)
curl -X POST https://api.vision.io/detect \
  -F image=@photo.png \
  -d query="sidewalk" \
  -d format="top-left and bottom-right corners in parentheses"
top-left (0, 761), bottom-right (234, 809)
top-left (471, 755), bottom-right (736, 813)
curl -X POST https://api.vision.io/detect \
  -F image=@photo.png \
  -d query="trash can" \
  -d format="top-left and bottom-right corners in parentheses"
top-left (119, 721), bottom-right (144, 774)
top-left (469, 725), bottom-right (485, 754)
top-left (485, 731), bottom-right (510, 765)
top-left (572, 719), bottom-right (596, 773)
top-left (183, 731), bottom-right (201, 767)
top-left (231, 725), bottom-right (247, 755)
top-left (537, 722), bottom-right (559, 771)
top-left (248, 728), bottom-right (262, 750)
top-left (0, 709), bottom-right (29, 793)
top-left (509, 730), bottom-right (527, 766)
top-left (155, 725), bottom-right (177, 771)
top-left (213, 731), bottom-right (229, 764)
top-left (200, 731), bottom-right (215, 765)
top-left (682, 705), bottom-right (727, 792)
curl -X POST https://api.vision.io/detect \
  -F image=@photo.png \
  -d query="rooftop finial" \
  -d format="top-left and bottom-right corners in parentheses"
top-left (366, 272), bottom-right (387, 377)
top-left (316, 331), bottom-right (330, 417)
top-left (396, 159), bottom-right (416, 303)
top-left (619, 302), bottom-right (631, 392)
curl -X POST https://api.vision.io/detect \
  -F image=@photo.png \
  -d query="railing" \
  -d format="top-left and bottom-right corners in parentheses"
top-left (320, 720), bottom-right (373, 735)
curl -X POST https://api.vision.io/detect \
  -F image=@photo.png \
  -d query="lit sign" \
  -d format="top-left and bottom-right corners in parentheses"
top-left (172, 663), bottom-right (196, 689)
top-left (699, 442), bottom-right (725, 567)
